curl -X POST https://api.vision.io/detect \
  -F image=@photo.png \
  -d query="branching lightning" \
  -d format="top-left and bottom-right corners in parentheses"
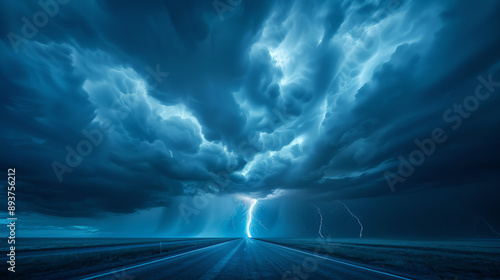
top-left (466, 212), bottom-right (500, 237)
top-left (223, 200), bottom-right (243, 232)
top-left (329, 204), bottom-right (339, 214)
top-left (255, 217), bottom-right (268, 231)
top-left (255, 202), bottom-right (269, 231)
top-left (473, 216), bottom-right (500, 237)
top-left (339, 201), bottom-right (363, 238)
top-left (478, 217), bottom-right (500, 236)
top-left (313, 204), bottom-right (324, 238)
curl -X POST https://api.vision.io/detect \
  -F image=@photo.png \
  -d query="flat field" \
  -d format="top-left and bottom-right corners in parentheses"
top-left (261, 238), bottom-right (500, 280)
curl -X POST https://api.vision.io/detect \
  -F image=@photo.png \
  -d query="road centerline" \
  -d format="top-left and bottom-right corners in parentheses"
top-left (199, 238), bottom-right (245, 279)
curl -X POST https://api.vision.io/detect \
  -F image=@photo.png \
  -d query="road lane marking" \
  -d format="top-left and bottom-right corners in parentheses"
top-left (199, 239), bottom-right (244, 279)
top-left (81, 239), bottom-right (238, 280)
top-left (258, 240), bottom-right (413, 280)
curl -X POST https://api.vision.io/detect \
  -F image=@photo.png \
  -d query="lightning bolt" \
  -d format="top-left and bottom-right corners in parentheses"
top-left (231, 201), bottom-right (242, 231)
top-left (339, 201), bottom-right (363, 238)
top-left (474, 216), bottom-right (500, 236)
top-left (313, 204), bottom-right (324, 238)
top-left (223, 200), bottom-right (242, 232)
top-left (254, 202), bottom-right (269, 231)
top-left (465, 211), bottom-right (500, 237)
top-left (328, 203), bottom-right (339, 214)
top-left (246, 199), bottom-right (257, 238)
top-left (255, 217), bottom-right (268, 231)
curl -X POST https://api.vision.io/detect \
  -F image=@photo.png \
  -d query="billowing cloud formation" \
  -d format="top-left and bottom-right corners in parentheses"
top-left (1, 0), bottom-right (500, 231)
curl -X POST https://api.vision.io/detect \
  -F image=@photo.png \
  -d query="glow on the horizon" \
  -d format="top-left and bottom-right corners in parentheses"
top-left (246, 199), bottom-right (257, 238)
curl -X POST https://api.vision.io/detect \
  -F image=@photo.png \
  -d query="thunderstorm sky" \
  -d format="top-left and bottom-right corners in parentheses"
top-left (1, 0), bottom-right (500, 238)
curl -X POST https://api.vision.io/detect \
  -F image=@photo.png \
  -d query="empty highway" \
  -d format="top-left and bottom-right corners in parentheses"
top-left (81, 238), bottom-right (414, 280)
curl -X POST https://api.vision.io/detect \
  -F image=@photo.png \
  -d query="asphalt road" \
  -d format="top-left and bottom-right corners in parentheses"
top-left (81, 238), bottom-right (414, 280)
top-left (14, 239), bottom-right (220, 259)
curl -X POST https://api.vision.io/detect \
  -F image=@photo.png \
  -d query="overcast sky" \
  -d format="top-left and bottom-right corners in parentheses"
top-left (1, 0), bottom-right (500, 238)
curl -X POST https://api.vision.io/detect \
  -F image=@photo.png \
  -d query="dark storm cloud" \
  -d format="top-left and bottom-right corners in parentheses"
top-left (1, 0), bottom-right (500, 220)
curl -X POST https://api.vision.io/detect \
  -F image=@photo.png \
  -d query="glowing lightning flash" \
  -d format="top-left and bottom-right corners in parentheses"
top-left (473, 215), bottom-right (500, 237)
top-left (255, 217), bottom-right (268, 231)
top-left (339, 201), bottom-right (363, 238)
top-left (313, 204), bottom-right (324, 238)
top-left (246, 199), bottom-right (257, 238)
top-left (224, 201), bottom-right (242, 232)
top-left (479, 218), bottom-right (500, 236)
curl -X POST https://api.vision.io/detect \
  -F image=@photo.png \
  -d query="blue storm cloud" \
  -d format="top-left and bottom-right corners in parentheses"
top-left (1, 0), bottom-right (500, 237)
